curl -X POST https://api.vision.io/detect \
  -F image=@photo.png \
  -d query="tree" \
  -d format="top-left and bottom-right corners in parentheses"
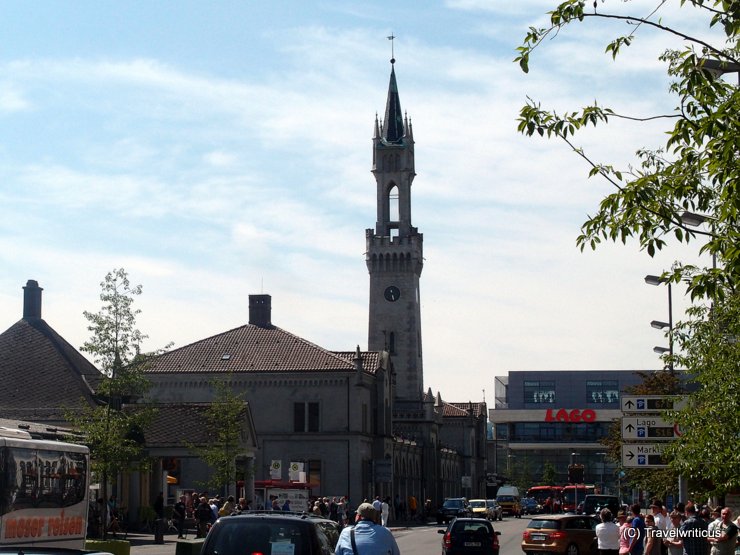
top-left (515, 0), bottom-right (739, 498)
top-left (65, 268), bottom-right (157, 537)
top-left (515, 0), bottom-right (739, 301)
top-left (188, 376), bottom-right (249, 495)
top-left (664, 292), bottom-right (740, 494)
top-left (542, 461), bottom-right (557, 485)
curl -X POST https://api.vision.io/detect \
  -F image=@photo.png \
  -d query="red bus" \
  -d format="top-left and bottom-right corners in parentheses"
top-left (525, 486), bottom-right (562, 505)
top-left (561, 485), bottom-right (594, 512)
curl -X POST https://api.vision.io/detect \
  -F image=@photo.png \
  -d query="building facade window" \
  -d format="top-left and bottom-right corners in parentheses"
top-left (524, 380), bottom-right (555, 404)
top-left (507, 421), bottom-right (611, 442)
top-left (294, 402), bottom-right (319, 432)
top-left (586, 380), bottom-right (619, 404)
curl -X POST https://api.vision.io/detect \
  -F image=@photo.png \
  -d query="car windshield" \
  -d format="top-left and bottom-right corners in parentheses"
top-left (203, 519), bottom-right (314, 555)
top-left (497, 496), bottom-right (514, 502)
top-left (469, 501), bottom-right (486, 508)
top-left (527, 519), bottom-right (560, 530)
top-left (443, 499), bottom-right (464, 508)
top-left (486, 501), bottom-right (496, 507)
top-left (452, 521), bottom-right (492, 535)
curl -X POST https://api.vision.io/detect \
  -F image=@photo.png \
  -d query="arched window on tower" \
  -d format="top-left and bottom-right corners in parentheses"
top-left (388, 185), bottom-right (399, 222)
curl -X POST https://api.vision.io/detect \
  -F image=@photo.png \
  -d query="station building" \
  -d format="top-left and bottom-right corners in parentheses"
top-left (488, 370), bottom-right (659, 494)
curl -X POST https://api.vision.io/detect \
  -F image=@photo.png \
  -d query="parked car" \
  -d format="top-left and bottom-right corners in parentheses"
top-left (486, 499), bottom-right (503, 521)
top-left (496, 494), bottom-right (522, 518)
top-left (579, 495), bottom-right (620, 517)
top-left (438, 498), bottom-right (473, 524)
top-left (521, 514), bottom-right (599, 555)
top-left (439, 517), bottom-right (501, 555)
top-left (522, 498), bottom-right (542, 515)
top-left (201, 512), bottom-right (338, 555)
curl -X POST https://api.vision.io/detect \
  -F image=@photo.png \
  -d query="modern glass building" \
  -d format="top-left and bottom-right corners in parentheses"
top-left (489, 370), bottom-right (658, 495)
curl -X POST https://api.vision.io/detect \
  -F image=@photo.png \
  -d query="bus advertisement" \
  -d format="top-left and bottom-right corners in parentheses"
top-left (525, 486), bottom-right (563, 505)
top-left (0, 429), bottom-right (90, 549)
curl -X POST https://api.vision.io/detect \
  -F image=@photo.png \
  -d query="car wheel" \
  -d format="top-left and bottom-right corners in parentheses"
top-left (566, 544), bottom-right (579, 555)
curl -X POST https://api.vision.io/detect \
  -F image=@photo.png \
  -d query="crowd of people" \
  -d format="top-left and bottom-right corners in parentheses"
top-left (595, 499), bottom-right (739, 555)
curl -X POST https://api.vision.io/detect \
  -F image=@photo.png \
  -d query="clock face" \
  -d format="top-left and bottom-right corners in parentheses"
top-left (384, 285), bottom-right (400, 302)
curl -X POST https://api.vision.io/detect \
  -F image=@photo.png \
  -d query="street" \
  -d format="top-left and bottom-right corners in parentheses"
top-left (126, 516), bottom-right (530, 555)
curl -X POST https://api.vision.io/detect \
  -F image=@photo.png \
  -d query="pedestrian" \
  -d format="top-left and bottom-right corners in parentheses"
top-left (680, 503), bottom-right (708, 555)
top-left (195, 496), bottom-right (212, 538)
top-left (631, 504), bottom-right (647, 555)
top-left (597, 508), bottom-right (621, 555)
top-left (173, 495), bottom-right (187, 539)
top-left (618, 511), bottom-right (633, 555)
top-left (645, 514), bottom-right (662, 555)
top-left (382, 497), bottom-right (390, 527)
top-left (282, 499), bottom-right (291, 512)
top-left (664, 511), bottom-right (684, 555)
top-left (334, 503), bottom-right (400, 555)
top-left (707, 508), bottom-right (738, 555)
top-left (220, 496), bottom-right (236, 517)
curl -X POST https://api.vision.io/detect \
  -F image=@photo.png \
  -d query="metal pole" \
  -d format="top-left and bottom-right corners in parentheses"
top-left (668, 283), bottom-right (674, 374)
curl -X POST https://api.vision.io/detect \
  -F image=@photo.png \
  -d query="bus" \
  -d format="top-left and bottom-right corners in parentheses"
top-left (561, 484), bottom-right (595, 513)
top-left (525, 486), bottom-right (563, 505)
top-left (0, 427), bottom-right (90, 548)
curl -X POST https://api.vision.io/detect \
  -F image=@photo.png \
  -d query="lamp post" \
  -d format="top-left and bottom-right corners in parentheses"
top-left (681, 210), bottom-right (718, 270)
top-left (596, 452), bottom-right (607, 494)
top-left (645, 275), bottom-right (674, 373)
top-left (570, 452), bottom-right (580, 513)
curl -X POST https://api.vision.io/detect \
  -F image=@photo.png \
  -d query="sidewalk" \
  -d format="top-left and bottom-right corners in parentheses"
top-left (126, 532), bottom-right (193, 555)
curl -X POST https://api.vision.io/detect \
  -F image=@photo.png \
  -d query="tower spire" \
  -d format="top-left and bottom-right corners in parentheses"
top-left (382, 40), bottom-right (404, 145)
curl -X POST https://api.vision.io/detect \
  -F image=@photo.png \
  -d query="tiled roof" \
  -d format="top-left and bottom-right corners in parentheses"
top-left (138, 403), bottom-right (235, 447)
top-left (0, 319), bottom-right (103, 419)
top-left (145, 324), bottom-right (380, 375)
top-left (444, 402), bottom-right (487, 418)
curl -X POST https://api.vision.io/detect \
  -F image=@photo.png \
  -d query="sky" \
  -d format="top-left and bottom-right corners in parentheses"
top-left (0, 1), bottom-right (722, 403)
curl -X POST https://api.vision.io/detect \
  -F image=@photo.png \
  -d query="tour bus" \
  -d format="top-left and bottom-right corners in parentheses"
top-left (0, 427), bottom-right (90, 548)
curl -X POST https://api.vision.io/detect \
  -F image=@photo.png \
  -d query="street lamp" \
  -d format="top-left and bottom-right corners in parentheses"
top-left (645, 275), bottom-right (674, 373)
top-left (699, 57), bottom-right (740, 84)
top-left (681, 210), bottom-right (717, 269)
top-left (596, 452), bottom-right (607, 494)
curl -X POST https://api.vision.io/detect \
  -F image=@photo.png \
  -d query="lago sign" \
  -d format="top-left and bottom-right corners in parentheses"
top-left (544, 408), bottom-right (597, 422)
top-left (621, 416), bottom-right (680, 440)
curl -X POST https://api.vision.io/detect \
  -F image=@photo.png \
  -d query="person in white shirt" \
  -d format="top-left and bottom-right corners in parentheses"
top-left (596, 508), bottom-right (621, 555)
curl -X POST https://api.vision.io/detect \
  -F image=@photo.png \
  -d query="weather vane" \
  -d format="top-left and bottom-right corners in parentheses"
top-left (387, 33), bottom-right (395, 64)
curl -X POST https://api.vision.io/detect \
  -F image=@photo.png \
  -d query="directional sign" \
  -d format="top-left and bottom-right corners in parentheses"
top-left (621, 395), bottom-right (685, 413)
top-left (622, 416), bottom-right (677, 440)
top-left (622, 443), bottom-right (668, 468)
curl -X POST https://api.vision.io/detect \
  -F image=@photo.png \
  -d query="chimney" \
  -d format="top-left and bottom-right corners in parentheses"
top-left (249, 294), bottom-right (272, 328)
top-left (23, 280), bottom-right (43, 320)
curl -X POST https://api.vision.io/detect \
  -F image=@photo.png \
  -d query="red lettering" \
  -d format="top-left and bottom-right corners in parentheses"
top-left (544, 408), bottom-right (598, 423)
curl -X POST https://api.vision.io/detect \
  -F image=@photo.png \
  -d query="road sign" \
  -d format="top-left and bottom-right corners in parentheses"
top-left (621, 416), bottom-right (679, 440)
top-left (621, 395), bottom-right (685, 413)
top-left (622, 443), bottom-right (668, 468)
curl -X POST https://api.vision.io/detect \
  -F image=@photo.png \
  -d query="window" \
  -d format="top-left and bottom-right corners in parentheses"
top-left (307, 459), bottom-right (321, 491)
top-left (524, 381), bottom-right (555, 404)
top-left (586, 381), bottom-right (619, 404)
top-left (293, 402), bottom-right (319, 432)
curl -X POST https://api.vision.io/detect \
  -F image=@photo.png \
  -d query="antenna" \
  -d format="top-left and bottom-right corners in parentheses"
top-left (387, 33), bottom-right (396, 64)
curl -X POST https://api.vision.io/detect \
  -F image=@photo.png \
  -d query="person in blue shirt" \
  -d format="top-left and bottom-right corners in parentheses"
top-left (631, 504), bottom-right (647, 555)
top-left (335, 502), bottom-right (400, 555)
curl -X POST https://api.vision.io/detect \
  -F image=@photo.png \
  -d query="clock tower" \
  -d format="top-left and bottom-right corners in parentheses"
top-left (366, 60), bottom-right (424, 402)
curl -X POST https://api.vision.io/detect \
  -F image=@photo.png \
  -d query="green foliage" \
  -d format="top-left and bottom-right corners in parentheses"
top-left (516, 0), bottom-right (740, 302)
top-left (542, 461), bottom-right (557, 485)
top-left (187, 377), bottom-right (248, 493)
top-left (66, 268), bottom-right (162, 524)
top-left (664, 293), bottom-right (740, 494)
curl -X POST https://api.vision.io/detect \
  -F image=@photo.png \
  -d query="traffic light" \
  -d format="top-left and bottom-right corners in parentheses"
top-left (568, 464), bottom-right (584, 484)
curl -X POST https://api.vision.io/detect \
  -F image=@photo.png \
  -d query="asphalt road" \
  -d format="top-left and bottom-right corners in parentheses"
top-left (126, 515), bottom-right (532, 555)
